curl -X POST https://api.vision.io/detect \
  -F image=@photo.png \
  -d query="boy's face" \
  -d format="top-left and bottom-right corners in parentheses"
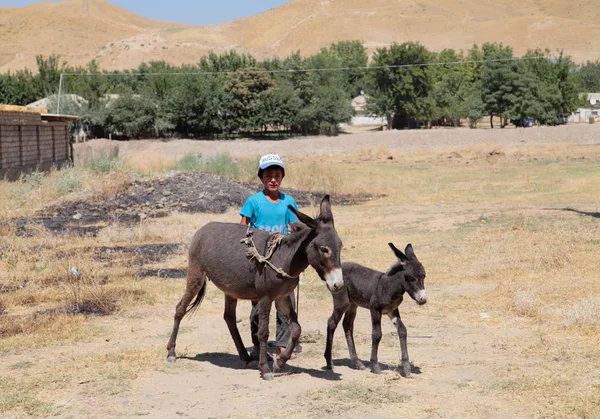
top-left (261, 167), bottom-right (284, 193)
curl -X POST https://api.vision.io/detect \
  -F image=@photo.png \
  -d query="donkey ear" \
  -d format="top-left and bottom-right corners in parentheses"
top-left (318, 195), bottom-right (334, 224)
top-left (289, 206), bottom-right (318, 229)
top-left (388, 242), bottom-right (408, 261)
top-left (405, 243), bottom-right (415, 260)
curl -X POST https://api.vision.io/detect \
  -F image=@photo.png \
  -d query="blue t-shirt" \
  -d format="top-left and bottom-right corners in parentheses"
top-left (240, 192), bottom-right (299, 234)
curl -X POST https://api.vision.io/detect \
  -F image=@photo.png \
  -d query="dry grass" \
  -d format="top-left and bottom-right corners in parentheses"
top-left (0, 142), bottom-right (599, 417)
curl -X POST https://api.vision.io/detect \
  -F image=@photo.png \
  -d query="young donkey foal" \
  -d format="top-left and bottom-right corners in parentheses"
top-left (325, 243), bottom-right (426, 376)
top-left (167, 195), bottom-right (344, 380)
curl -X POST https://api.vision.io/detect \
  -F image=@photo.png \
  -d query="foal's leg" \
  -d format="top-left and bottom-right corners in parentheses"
top-left (272, 294), bottom-right (301, 372)
top-left (324, 293), bottom-right (350, 370)
top-left (223, 295), bottom-right (252, 364)
top-left (388, 308), bottom-right (411, 376)
top-left (256, 295), bottom-right (274, 380)
top-left (166, 266), bottom-right (206, 362)
top-left (369, 308), bottom-right (384, 374)
top-left (342, 304), bottom-right (366, 370)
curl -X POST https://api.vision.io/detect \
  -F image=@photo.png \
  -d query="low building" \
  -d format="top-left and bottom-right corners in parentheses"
top-left (344, 94), bottom-right (386, 126)
top-left (569, 93), bottom-right (600, 124)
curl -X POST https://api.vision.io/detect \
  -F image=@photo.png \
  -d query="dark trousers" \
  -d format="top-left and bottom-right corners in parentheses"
top-left (250, 291), bottom-right (296, 349)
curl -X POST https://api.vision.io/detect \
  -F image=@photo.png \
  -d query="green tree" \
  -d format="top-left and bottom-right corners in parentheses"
top-left (576, 60), bottom-right (600, 93)
top-left (199, 50), bottom-right (257, 72)
top-left (34, 54), bottom-right (67, 98)
top-left (480, 43), bottom-right (517, 128)
top-left (167, 74), bottom-right (232, 137)
top-left (519, 49), bottom-right (579, 124)
top-left (103, 94), bottom-right (160, 139)
top-left (429, 49), bottom-right (473, 126)
top-left (328, 40), bottom-right (368, 97)
top-left (225, 67), bottom-right (276, 132)
top-left (367, 42), bottom-right (432, 129)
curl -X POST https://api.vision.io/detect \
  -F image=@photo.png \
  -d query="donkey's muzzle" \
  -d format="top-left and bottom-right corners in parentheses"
top-left (415, 289), bottom-right (427, 305)
top-left (325, 268), bottom-right (344, 292)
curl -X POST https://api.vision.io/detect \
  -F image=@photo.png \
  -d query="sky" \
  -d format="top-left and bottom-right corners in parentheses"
top-left (0, 0), bottom-right (291, 25)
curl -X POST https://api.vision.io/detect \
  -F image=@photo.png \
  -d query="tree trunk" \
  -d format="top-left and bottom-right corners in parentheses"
top-left (490, 113), bottom-right (494, 129)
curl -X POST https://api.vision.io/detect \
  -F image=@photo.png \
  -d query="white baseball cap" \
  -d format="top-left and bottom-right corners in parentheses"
top-left (258, 154), bottom-right (285, 170)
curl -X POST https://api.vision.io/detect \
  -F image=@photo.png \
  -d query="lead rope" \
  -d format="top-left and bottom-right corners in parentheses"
top-left (240, 228), bottom-right (298, 279)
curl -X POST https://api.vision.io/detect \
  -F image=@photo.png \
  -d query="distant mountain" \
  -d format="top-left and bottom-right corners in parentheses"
top-left (1, 0), bottom-right (599, 73)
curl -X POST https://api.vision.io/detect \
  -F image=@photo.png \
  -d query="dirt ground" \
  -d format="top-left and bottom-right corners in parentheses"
top-left (81, 123), bottom-right (600, 163)
top-left (3, 124), bottom-right (600, 419)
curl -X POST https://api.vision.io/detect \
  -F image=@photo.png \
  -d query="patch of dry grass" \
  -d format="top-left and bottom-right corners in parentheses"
top-left (1, 142), bottom-right (600, 417)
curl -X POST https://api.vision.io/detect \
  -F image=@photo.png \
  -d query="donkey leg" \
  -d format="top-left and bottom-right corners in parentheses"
top-left (223, 295), bottom-right (252, 364)
top-left (388, 309), bottom-right (411, 376)
top-left (272, 295), bottom-right (301, 372)
top-left (166, 266), bottom-right (206, 363)
top-left (324, 299), bottom-right (350, 370)
top-left (342, 305), bottom-right (366, 370)
top-left (369, 309), bottom-right (384, 374)
top-left (256, 296), bottom-right (274, 380)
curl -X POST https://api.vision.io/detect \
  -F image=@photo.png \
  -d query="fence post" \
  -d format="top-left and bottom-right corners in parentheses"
top-left (36, 125), bottom-right (41, 167)
top-left (18, 125), bottom-right (23, 167)
top-left (0, 124), bottom-right (3, 170)
top-left (65, 124), bottom-right (69, 164)
top-left (52, 125), bottom-right (56, 162)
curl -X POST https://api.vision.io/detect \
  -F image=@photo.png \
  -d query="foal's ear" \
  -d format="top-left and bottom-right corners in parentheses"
top-left (289, 206), bottom-right (318, 229)
top-left (318, 195), bottom-right (334, 224)
top-left (405, 243), bottom-right (416, 260)
top-left (388, 242), bottom-right (408, 262)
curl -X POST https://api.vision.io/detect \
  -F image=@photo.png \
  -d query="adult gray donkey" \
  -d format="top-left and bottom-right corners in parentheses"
top-left (167, 195), bottom-right (344, 380)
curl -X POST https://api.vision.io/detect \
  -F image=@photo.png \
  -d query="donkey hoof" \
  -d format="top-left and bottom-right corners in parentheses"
top-left (167, 356), bottom-right (177, 363)
top-left (274, 359), bottom-right (286, 372)
top-left (353, 361), bottom-right (367, 370)
top-left (371, 364), bottom-right (383, 374)
top-left (403, 362), bottom-right (412, 377)
top-left (262, 372), bottom-right (274, 381)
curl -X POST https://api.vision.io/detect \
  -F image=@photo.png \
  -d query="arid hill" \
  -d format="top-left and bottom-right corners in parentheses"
top-left (1, 0), bottom-right (599, 73)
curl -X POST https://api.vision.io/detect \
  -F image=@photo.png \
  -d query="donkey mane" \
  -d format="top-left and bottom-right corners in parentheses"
top-left (281, 222), bottom-right (314, 248)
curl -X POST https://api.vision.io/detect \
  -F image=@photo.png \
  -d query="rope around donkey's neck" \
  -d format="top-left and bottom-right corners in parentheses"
top-left (241, 229), bottom-right (298, 279)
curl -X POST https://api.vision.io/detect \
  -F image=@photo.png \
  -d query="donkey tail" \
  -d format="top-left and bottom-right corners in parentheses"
top-left (185, 279), bottom-right (206, 317)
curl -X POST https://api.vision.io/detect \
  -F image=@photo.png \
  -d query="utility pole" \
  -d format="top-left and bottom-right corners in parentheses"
top-left (82, 0), bottom-right (89, 16)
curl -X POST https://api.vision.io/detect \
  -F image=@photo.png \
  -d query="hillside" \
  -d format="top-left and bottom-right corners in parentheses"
top-left (1, 0), bottom-right (599, 73)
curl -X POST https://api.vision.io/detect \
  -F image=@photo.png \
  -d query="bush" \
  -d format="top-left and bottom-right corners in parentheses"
top-left (88, 154), bottom-right (124, 174)
top-left (203, 154), bottom-right (239, 178)
top-left (56, 164), bottom-right (84, 194)
top-left (177, 153), bottom-right (204, 171)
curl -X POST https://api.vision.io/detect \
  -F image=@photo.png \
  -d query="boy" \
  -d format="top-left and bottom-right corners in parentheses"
top-left (240, 154), bottom-right (300, 359)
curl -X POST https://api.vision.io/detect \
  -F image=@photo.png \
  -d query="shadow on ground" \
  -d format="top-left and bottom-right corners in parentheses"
top-left (329, 358), bottom-right (422, 377)
top-left (182, 352), bottom-right (343, 381)
top-left (560, 207), bottom-right (600, 219)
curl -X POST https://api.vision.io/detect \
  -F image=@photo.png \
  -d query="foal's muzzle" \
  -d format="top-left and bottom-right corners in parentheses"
top-left (324, 268), bottom-right (344, 292)
top-left (414, 289), bottom-right (427, 305)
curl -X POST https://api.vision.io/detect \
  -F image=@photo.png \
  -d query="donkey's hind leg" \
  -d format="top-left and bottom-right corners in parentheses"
top-left (388, 308), bottom-right (411, 376)
top-left (167, 266), bottom-right (206, 362)
top-left (223, 294), bottom-right (252, 365)
top-left (342, 304), bottom-right (366, 370)
top-left (272, 294), bottom-right (301, 372)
